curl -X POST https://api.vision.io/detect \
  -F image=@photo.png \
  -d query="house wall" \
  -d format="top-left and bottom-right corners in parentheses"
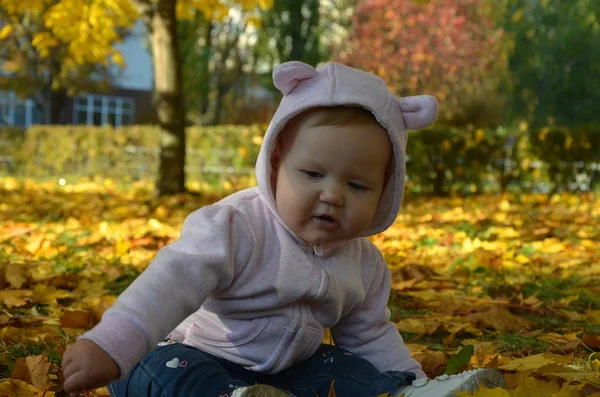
top-left (0, 19), bottom-right (155, 129)
top-left (57, 88), bottom-right (155, 125)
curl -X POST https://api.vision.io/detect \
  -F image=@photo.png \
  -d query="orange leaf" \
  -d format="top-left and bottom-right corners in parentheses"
top-left (582, 333), bottom-right (600, 350)
top-left (60, 310), bottom-right (93, 329)
top-left (10, 355), bottom-right (52, 391)
top-left (328, 380), bottom-right (336, 397)
top-left (10, 357), bottom-right (30, 382)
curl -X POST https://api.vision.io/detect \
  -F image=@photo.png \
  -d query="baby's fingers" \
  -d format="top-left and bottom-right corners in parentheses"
top-left (63, 367), bottom-right (88, 394)
top-left (61, 359), bottom-right (79, 380)
top-left (64, 367), bottom-right (112, 395)
top-left (64, 368), bottom-right (100, 393)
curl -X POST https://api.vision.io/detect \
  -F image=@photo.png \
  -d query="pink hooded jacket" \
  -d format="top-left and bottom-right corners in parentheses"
top-left (80, 61), bottom-right (438, 380)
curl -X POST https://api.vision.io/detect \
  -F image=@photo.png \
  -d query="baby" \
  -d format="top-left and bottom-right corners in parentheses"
top-left (62, 61), bottom-right (505, 397)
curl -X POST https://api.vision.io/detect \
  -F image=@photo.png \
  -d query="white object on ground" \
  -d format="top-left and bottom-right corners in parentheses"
top-left (395, 368), bottom-right (508, 397)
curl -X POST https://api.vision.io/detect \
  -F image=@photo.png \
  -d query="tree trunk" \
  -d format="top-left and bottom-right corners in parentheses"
top-left (137, 0), bottom-right (186, 195)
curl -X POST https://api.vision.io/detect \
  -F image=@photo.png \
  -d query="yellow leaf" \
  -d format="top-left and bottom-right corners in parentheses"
top-left (0, 378), bottom-right (55, 396)
top-left (558, 295), bottom-right (579, 305)
top-left (500, 353), bottom-right (575, 372)
top-left (396, 318), bottom-right (426, 334)
top-left (115, 238), bottom-right (132, 255)
top-left (455, 386), bottom-right (511, 396)
top-left (564, 135), bottom-right (573, 150)
top-left (0, 24), bottom-right (14, 39)
top-left (328, 380), bottom-right (336, 397)
top-left (246, 15), bottom-right (262, 28)
top-left (32, 284), bottom-right (73, 304)
top-left (498, 199), bottom-right (511, 212)
top-left (111, 52), bottom-right (125, 67)
top-left (3, 262), bottom-right (28, 289)
top-left (586, 310), bottom-right (600, 325)
top-left (91, 295), bottom-right (117, 324)
top-left (474, 129), bottom-right (485, 144)
top-left (0, 289), bottom-right (32, 307)
top-left (252, 135), bottom-right (263, 145)
top-left (538, 363), bottom-right (600, 383)
top-left (511, 8), bottom-right (523, 23)
top-left (26, 355), bottom-right (52, 391)
top-left (519, 121), bottom-right (528, 132)
top-left (25, 234), bottom-right (45, 255)
top-left (467, 307), bottom-right (530, 333)
top-left (514, 254), bottom-right (529, 264)
top-left (258, 0), bottom-right (273, 8)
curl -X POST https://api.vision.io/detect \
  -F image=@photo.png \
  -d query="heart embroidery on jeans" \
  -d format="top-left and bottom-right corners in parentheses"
top-left (178, 360), bottom-right (188, 368)
top-left (166, 358), bottom-right (180, 368)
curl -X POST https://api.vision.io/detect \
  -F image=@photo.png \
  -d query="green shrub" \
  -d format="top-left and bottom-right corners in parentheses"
top-left (1, 123), bottom-right (598, 194)
top-left (529, 125), bottom-right (600, 193)
top-left (10, 125), bottom-right (265, 190)
top-left (0, 127), bottom-right (26, 173)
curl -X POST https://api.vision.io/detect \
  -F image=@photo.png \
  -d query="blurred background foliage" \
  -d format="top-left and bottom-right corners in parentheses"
top-left (0, 0), bottom-right (598, 195)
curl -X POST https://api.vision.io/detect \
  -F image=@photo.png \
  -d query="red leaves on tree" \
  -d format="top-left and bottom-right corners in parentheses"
top-left (337, 0), bottom-right (504, 123)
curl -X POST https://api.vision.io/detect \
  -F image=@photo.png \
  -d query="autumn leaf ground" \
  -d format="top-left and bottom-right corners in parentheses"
top-left (0, 177), bottom-right (599, 396)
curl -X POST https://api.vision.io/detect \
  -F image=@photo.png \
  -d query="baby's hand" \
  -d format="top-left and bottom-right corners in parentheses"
top-left (62, 339), bottom-right (120, 396)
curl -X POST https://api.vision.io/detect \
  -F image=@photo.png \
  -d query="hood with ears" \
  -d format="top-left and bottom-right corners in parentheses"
top-left (256, 61), bottom-right (438, 237)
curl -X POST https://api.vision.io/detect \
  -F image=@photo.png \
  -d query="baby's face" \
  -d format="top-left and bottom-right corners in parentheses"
top-left (272, 112), bottom-right (392, 246)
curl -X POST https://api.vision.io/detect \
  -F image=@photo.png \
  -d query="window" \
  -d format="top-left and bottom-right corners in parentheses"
top-left (72, 94), bottom-right (136, 127)
top-left (0, 91), bottom-right (42, 128)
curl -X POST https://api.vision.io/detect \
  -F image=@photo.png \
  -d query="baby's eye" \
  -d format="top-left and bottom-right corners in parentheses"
top-left (302, 170), bottom-right (323, 178)
top-left (349, 182), bottom-right (368, 191)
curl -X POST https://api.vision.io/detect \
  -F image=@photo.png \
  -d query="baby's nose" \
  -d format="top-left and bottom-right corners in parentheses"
top-left (319, 185), bottom-right (344, 207)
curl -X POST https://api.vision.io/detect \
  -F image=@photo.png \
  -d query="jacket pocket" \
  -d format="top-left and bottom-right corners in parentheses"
top-left (187, 314), bottom-right (270, 347)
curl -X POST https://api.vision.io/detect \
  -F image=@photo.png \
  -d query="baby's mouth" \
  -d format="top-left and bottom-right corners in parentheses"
top-left (317, 215), bottom-right (334, 222)
top-left (313, 215), bottom-right (340, 231)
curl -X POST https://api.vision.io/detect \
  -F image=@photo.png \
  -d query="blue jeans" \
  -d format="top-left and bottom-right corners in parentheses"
top-left (108, 341), bottom-right (416, 397)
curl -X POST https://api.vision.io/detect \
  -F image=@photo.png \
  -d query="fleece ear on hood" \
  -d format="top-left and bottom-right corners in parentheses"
top-left (255, 61), bottom-right (438, 237)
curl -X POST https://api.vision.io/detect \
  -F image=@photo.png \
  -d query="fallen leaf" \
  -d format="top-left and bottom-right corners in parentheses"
top-left (538, 363), bottom-right (600, 383)
top-left (60, 310), bottom-right (93, 329)
top-left (90, 295), bottom-right (117, 324)
top-left (0, 289), bottom-right (32, 307)
top-left (446, 345), bottom-right (475, 375)
top-left (582, 334), bottom-right (600, 349)
top-left (413, 350), bottom-right (448, 377)
top-left (3, 262), bottom-right (28, 288)
top-left (25, 234), bottom-right (45, 255)
top-left (0, 378), bottom-right (55, 396)
top-left (466, 307), bottom-right (530, 332)
top-left (500, 354), bottom-right (555, 372)
top-left (455, 386), bottom-right (511, 396)
top-left (328, 380), bottom-right (336, 397)
top-left (27, 355), bottom-right (52, 391)
top-left (396, 318), bottom-right (426, 334)
top-left (501, 376), bottom-right (561, 397)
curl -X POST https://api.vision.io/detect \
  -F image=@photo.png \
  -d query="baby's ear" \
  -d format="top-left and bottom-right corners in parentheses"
top-left (397, 95), bottom-right (438, 129)
top-left (273, 61), bottom-right (319, 96)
